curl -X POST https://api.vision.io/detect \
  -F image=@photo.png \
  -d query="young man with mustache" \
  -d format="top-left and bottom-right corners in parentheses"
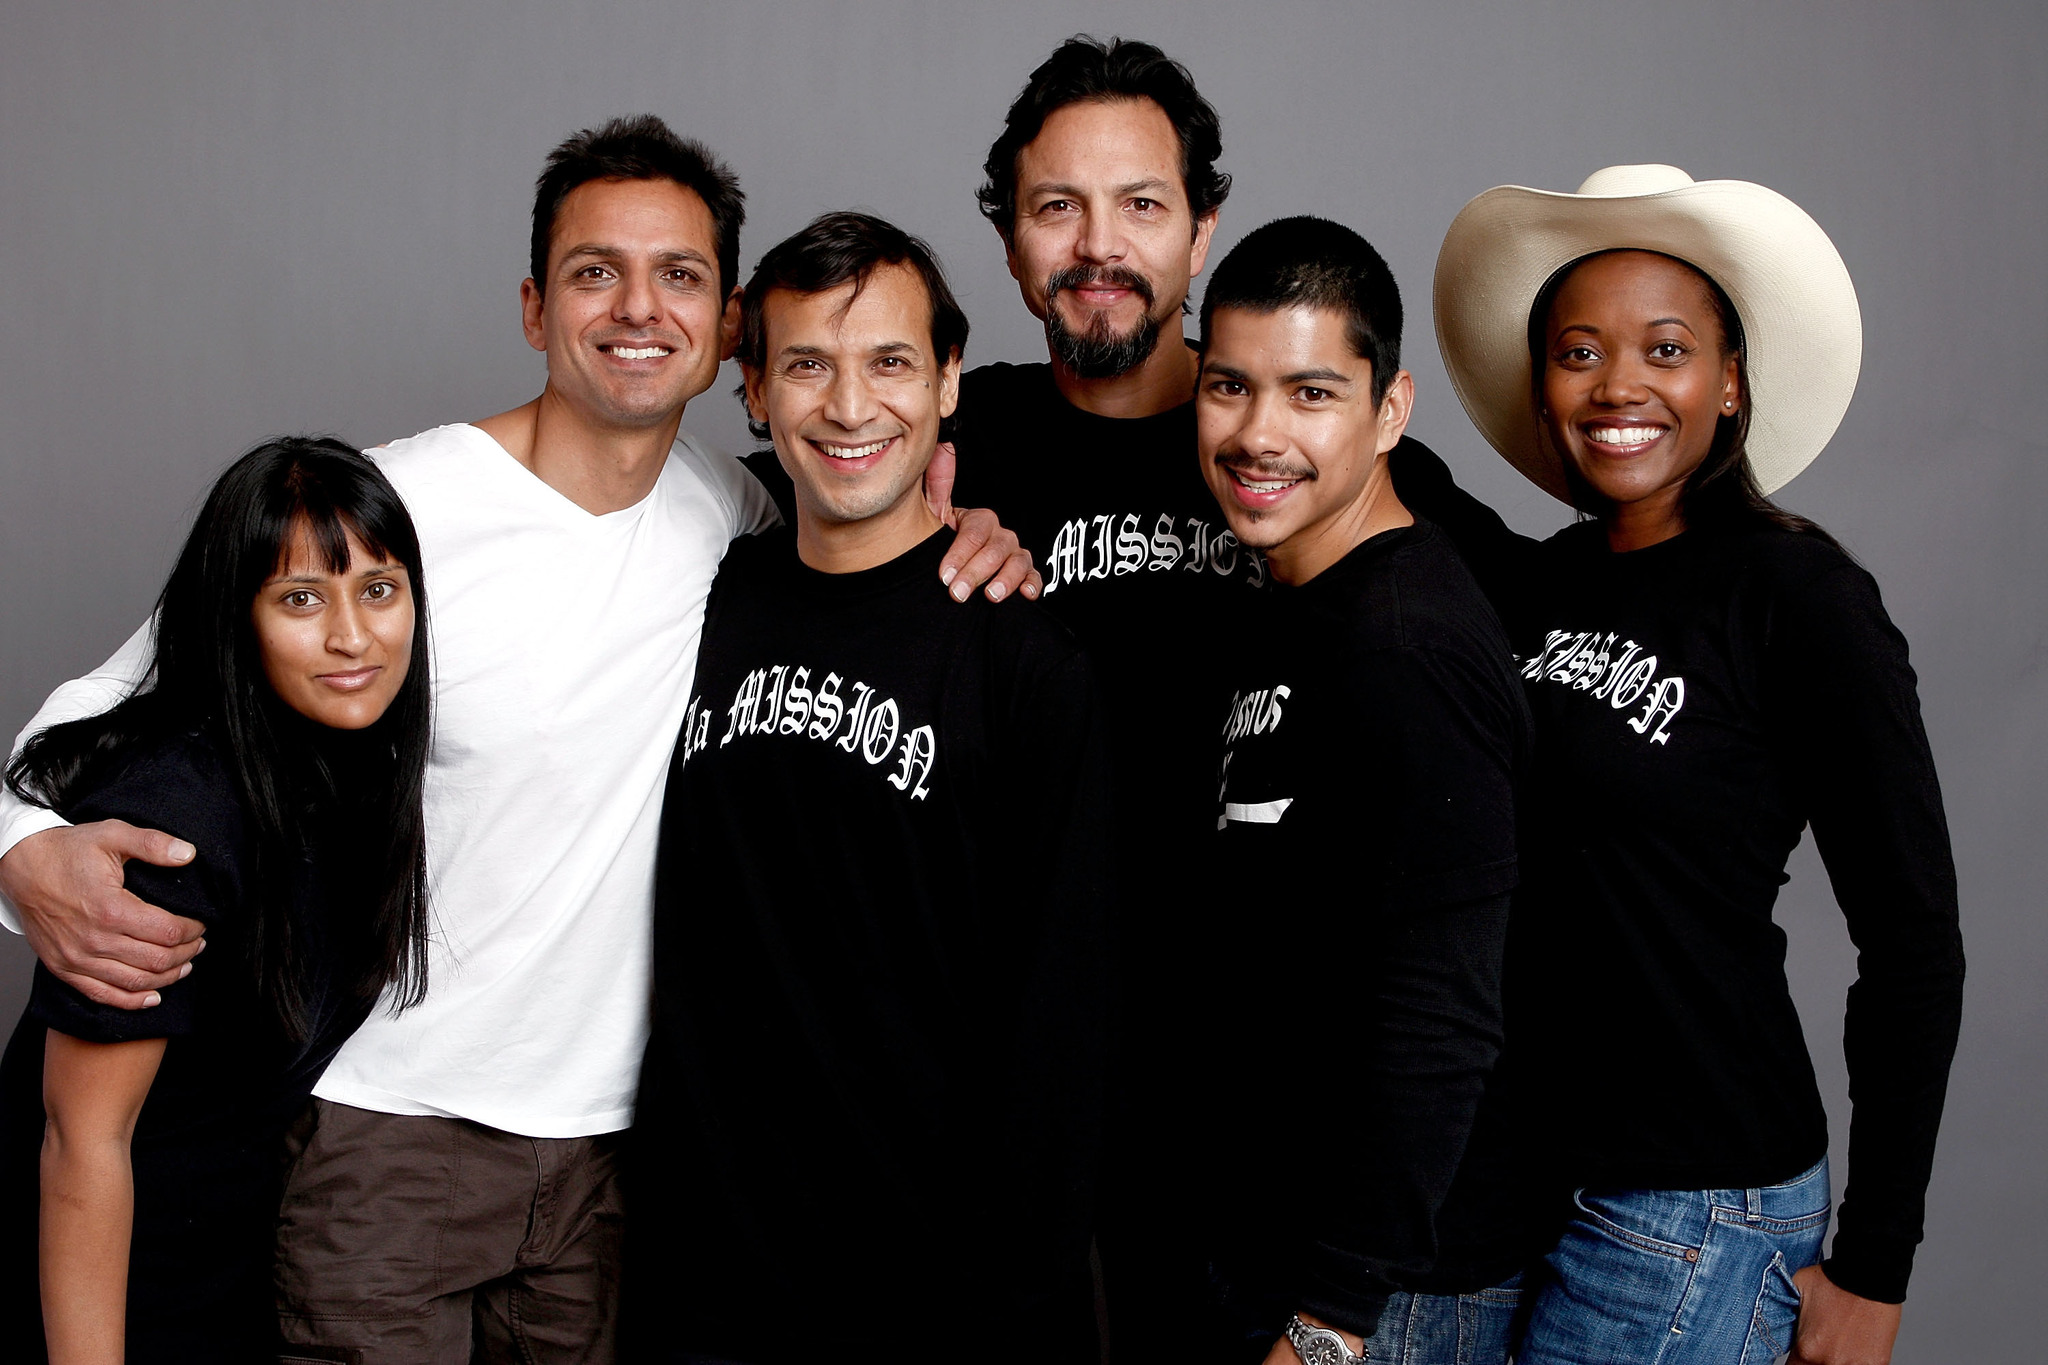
top-left (1191, 216), bottom-right (1529, 1365)
top-left (629, 212), bottom-right (1112, 1364)
top-left (0, 117), bottom-right (1031, 1363)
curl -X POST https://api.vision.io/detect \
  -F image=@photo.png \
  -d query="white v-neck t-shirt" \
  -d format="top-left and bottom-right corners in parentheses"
top-left (1, 423), bottom-right (779, 1137)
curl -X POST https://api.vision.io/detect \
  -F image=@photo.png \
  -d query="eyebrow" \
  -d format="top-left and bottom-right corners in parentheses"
top-left (776, 340), bottom-right (923, 360)
top-left (266, 562), bottom-right (404, 586)
top-left (558, 243), bottom-right (712, 270)
top-left (1025, 177), bottom-right (1175, 200)
top-left (1204, 362), bottom-right (1355, 385)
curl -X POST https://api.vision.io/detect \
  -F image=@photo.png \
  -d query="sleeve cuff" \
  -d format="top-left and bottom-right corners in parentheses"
top-left (0, 802), bottom-right (71, 935)
top-left (1820, 1248), bottom-right (1911, 1306)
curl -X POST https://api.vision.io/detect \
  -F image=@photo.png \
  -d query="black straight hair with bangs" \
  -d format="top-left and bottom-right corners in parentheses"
top-left (7, 436), bottom-right (434, 1038)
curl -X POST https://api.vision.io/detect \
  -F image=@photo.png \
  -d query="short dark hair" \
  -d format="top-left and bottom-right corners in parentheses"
top-left (735, 211), bottom-right (970, 442)
top-left (529, 114), bottom-right (745, 296)
top-left (977, 35), bottom-right (1230, 242)
top-left (1200, 215), bottom-right (1404, 405)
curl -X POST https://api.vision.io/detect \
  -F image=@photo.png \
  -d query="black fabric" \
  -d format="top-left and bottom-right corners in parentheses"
top-left (1193, 521), bottom-right (1528, 1339)
top-left (0, 732), bottom-right (375, 1364)
top-left (1396, 442), bottom-right (1966, 1304)
top-left (630, 526), bottom-right (1113, 1364)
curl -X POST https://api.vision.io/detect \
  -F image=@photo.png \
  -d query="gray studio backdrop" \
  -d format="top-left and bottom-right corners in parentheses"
top-left (2, 1), bottom-right (2041, 1357)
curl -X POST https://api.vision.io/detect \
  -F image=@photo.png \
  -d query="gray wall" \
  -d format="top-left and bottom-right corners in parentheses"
top-left (3, 1), bottom-right (2041, 1356)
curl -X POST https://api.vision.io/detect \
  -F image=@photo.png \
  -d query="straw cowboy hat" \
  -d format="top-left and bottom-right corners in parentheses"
top-left (1432, 163), bottom-right (1862, 501)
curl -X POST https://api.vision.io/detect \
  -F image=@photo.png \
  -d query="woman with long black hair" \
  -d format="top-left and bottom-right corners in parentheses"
top-left (1403, 166), bottom-right (1965, 1365)
top-left (0, 435), bottom-right (433, 1364)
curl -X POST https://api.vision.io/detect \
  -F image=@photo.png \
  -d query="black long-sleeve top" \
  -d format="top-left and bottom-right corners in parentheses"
top-left (1394, 443), bottom-right (1965, 1304)
top-left (632, 527), bottom-right (1114, 1364)
top-left (1198, 521), bottom-right (1529, 1336)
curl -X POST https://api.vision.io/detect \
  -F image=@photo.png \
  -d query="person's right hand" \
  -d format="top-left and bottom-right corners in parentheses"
top-left (0, 822), bottom-right (207, 1009)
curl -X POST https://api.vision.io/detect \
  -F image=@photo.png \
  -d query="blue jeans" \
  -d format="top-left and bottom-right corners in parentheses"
top-left (1518, 1157), bottom-right (1832, 1365)
top-left (1362, 1273), bottom-right (1524, 1364)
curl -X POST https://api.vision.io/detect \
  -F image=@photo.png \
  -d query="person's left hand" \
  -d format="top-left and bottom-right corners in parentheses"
top-left (923, 442), bottom-right (1041, 602)
top-left (1790, 1263), bottom-right (1902, 1365)
top-left (1259, 1311), bottom-right (1366, 1364)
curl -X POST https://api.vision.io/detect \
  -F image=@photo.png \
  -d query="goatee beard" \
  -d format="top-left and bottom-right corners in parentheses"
top-left (1044, 265), bottom-right (1165, 380)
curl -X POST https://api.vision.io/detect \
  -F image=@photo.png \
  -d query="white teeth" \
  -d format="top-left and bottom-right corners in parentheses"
top-left (610, 346), bottom-right (670, 360)
top-left (1589, 426), bottom-right (1664, 445)
top-left (1232, 471), bottom-right (1302, 493)
top-left (818, 438), bottom-right (890, 460)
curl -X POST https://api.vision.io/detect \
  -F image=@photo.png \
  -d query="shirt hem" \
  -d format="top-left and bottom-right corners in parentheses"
top-left (312, 1077), bottom-right (633, 1140)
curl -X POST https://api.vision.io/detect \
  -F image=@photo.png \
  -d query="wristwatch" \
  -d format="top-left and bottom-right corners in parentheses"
top-left (1286, 1313), bottom-right (1370, 1364)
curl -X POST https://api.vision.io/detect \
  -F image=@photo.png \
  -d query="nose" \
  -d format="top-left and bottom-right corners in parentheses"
top-left (326, 598), bottom-right (372, 659)
top-left (613, 268), bottom-right (661, 327)
top-left (1236, 389), bottom-right (1291, 459)
top-left (1592, 353), bottom-right (1652, 407)
top-left (1076, 204), bottom-right (1128, 265)
top-left (821, 366), bottom-right (880, 431)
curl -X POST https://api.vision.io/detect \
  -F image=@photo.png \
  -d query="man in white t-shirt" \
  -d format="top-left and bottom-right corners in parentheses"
top-left (0, 115), bottom-right (1033, 1363)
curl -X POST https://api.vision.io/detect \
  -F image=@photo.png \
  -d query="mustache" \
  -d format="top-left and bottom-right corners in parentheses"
top-left (1046, 264), bottom-right (1158, 308)
top-left (1215, 452), bottom-right (1316, 482)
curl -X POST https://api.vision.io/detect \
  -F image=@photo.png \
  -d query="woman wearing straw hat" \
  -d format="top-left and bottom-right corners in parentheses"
top-left (1409, 166), bottom-right (1965, 1364)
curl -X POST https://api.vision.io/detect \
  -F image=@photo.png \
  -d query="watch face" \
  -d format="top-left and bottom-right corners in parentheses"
top-left (1297, 1327), bottom-right (1351, 1365)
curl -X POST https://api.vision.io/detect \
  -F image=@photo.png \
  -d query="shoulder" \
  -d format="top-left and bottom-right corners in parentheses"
top-left (670, 430), bottom-right (780, 536)
top-left (64, 730), bottom-right (250, 846)
top-left (960, 361), bottom-right (1048, 409)
top-left (1376, 522), bottom-right (1517, 657)
top-left (364, 422), bottom-right (492, 483)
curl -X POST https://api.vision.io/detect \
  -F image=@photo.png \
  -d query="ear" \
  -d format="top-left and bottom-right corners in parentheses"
top-left (1187, 207), bottom-right (1220, 278)
top-left (938, 348), bottom-right (963, 420)
top-left (1721, 352), bottom-right (1742, 414)
top-left (1374, 370), bottom-right (1416, 454)
top-left (998, 221), bottom-right (1022, 285)
top-left (719, 288), bottom-right (744, 363)
top-left (741, 362), bottom-right (768, 425)
top-left (520, 278), bottom-right (546, 353)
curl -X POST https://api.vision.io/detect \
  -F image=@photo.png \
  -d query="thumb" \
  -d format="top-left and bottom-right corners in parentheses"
top-left (924, 442), bottom-right (958, 524)
top-left (105, 820), bottom-right (196, 869)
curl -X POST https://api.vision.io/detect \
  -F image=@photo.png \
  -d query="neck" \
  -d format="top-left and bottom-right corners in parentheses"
top-left (794, 493), bottom-right (944, 576)
top-left (473, 386), bottom-right (686, 515)
top-left (1264, 458), bottom-right (1414, 587)
top-left (1050, 328), bottom-right (1200, 419)
top-left (1601, 491), bottom-right (1687, 553)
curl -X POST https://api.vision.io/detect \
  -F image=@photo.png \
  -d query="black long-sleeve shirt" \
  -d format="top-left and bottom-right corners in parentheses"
top-left (631, 527), bottom-right (1114, 1363)
top-left (1394, 443), bottom-right (1965, 1303)
top-left (1198, 521), bottom-right (1529, 1336)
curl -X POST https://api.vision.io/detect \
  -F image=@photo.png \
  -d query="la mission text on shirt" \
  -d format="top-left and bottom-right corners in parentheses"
top-left (677, 663), bottom-right (939, 800)
top-left (1519, 626), bottom-right (1687, 744)
top-left (1041, 509), bottom-right (1267, 593)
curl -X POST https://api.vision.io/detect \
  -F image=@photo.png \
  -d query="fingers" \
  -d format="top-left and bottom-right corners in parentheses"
top-left (107, 821), bottom-right (197, 870)
top-left (53, 960), bottom-right (190, 1010)
top-left (939, 506), bottom-right (1005, 599)
top-left (101, 890), bottom-right (208, 951)
top-left (924, 442), bottom-right (959, 526)
top-left (946, 534), bottom-right (1019, 603)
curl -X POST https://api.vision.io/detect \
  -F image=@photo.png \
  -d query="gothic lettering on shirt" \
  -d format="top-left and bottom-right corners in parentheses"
top-left (681, 664), bottom-right (938, 799)
top-left (1518, 627), bottom-right (1687, 745)
top-left (1042, 511), bottom-right (1266, 594)
top-left (1215, 682), bottom-right (1292, 824)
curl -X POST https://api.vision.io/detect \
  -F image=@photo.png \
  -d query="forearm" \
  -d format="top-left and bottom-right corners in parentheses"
top-left (1, 618), bottom-right (156, 930)
top-left (40, 1124), bottom-right (135, 1365)
top-left (1298, 892), bottom-right (1511, 1335)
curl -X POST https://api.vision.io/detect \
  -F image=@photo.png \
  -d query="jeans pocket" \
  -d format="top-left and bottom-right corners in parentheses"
top-left (1743, 1252), bottom-right (1803, 1364)
top-left (1573, 1188), bottom-right (1700, 1261)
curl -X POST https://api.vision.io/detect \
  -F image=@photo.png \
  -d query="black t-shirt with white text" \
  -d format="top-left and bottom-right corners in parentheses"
top-left (630, 526), bottom-right (1113, 1364)
top-left (1194, 519), bottom-right (1529, 1336)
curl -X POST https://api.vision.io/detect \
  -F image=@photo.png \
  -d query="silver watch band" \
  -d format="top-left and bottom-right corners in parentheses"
top-left (1285, 1312), bottom-right (1370, 1364)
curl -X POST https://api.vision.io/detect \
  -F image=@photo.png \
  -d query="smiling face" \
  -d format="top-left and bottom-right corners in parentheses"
top-left (252, 526), bottom-right (415, 730)
top-left (1540, 250), bottom-right (1742, 541)
top-left (1004, 97), bottom-right (1216, 379)
top-left (1198, 304), bottom-right (1413, 584)
top-left (744, 262), bottom-right (959, 566)
top-left (520, 176), bottom-right (740, 431)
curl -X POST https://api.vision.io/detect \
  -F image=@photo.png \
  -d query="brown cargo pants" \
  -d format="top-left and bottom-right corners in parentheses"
top-left (275, 1099), bottom-right (625, 1364)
